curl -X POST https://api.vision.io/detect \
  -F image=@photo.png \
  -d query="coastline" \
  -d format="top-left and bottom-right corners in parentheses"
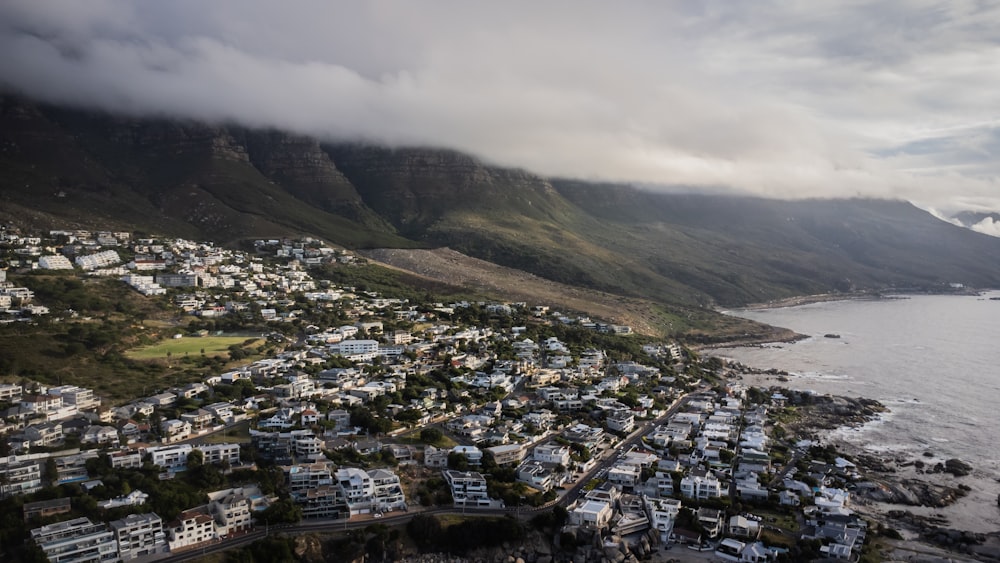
top-left (737, 286), bottom-right (987, 312)
top-left (728, 368), bottom-right (1000, 559)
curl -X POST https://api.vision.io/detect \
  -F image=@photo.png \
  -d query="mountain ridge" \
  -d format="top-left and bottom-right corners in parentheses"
top-left (2, 95), bottom-right (1000, 317)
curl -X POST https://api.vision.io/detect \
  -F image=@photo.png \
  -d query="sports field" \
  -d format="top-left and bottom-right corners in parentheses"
top-left (126, 336), bottom-right (262, 360)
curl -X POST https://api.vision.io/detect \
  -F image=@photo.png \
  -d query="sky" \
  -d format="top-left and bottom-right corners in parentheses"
top-left (1, 0), bottom-right (999, 218)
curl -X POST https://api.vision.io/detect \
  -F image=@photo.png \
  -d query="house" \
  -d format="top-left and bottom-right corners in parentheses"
top-left (178, 382), bottom-right (210, 399)
top-left (81, 425), bottom-right (120, 447)
top-left (607, 463), bottom-right (641, 489)
top-left (443, 470), bottom-right (495, 507)
top-left (533, 443), bottom-right (571, 466)
top-left (198, 443), bottom-right (241, 466)
top-left (181, 409), bottom-right (214, 432)
top-left (568, 498), bottom-right (613, 529)
top-left (145, 444), bottom-right (193, 472)
top-left (606, 411), bottom-right (635, 433)
top-left (697, 507), bottom-right (725, 538)
top-left (161, 419), bottom-right (192, 443)
top-left (740, 542), bottom-right (772, 563)
top-left (300, 409), bottom-right (319, 425)
top-left (487, 444), bottom-right (526, 466)
top-left (208, 486), bottom-right (257, 536)
top-left (108, 449), bottom-right (143, 470)
top-left (424, 445), bottom-right (450, 468)
top-left (729, 515), bottom-right (761, 539)
top-left (148, 392), bottom-right (177, 407)
top-left (24, 421), bottom-right (64, 447)
top-left (680, 470), bottom-right (723, 500)
top-left (167, 507), bottom-right (217, 551)
top-left (23, 498), bottom-right (72, 522)
top-left (451, 445), bottom-right (483, 466)
top-left (369, 468), bottom-right (406, 512)
top-left (55, 452), bottom-right (98, 484)
top-left (516, 460), bottom-right (558, 491)
top-left (300, 485), bottom-right (347, 519)
top-left (353, 439), bottom-right (383, 455)
top-left (99, 490), bottom-right (150, 510)
top-left (716, 538), bottom-right (746, 561)
top-left (644, 497), bottom-right (681, 540)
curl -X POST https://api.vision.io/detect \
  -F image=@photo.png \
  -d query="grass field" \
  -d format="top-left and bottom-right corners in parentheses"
top-left (197, 421), bottom-right (252, 444)
top-left (125, 336), bottom-right (262, 360)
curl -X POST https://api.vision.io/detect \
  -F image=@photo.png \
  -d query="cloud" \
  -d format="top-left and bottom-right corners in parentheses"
top-left (971, 218), bottom-right (1000, 238)
top-left (0, 0), bottom-right (999, 211)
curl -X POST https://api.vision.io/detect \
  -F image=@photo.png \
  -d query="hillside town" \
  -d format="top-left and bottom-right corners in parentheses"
top-left (0, 227), bottom-right (876, 563)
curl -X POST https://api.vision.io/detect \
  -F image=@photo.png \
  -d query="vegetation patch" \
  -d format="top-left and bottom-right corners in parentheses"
top-left (125, 336), bottom-right (263, 360)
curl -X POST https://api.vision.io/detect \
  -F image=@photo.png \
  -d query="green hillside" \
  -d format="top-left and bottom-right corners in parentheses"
top-left (3, 95), bottom-right (1000, 315)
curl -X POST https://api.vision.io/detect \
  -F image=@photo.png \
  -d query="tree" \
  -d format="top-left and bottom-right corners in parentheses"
top-left (419, 427), bottom-right (443, 444)
top-left (187, 449), bottom-right (204, 469)
top-left (257, 498), bottom-right (302, 524)
top-left (447, 452), bottom-right (469, 471)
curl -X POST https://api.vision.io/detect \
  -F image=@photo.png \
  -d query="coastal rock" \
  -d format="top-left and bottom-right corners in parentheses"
top-left (944, 458), bottom-right (974, 477)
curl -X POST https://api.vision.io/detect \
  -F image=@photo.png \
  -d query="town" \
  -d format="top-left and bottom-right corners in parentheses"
top-left (0, 227), bottom-right (875, 563)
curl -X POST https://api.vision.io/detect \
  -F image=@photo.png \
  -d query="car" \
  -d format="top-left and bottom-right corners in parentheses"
top-left (373, 513), bottom-right (383, 518)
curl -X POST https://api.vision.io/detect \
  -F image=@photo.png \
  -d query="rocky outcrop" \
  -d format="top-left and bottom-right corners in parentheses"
top-left (322, 144), bottom-right (562, 233)
top-left (861, 479), bottom-right (969, 508)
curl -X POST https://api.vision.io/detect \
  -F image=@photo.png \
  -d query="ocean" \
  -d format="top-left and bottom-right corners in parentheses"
top-left (713, 291), bottom-right (1000, 532)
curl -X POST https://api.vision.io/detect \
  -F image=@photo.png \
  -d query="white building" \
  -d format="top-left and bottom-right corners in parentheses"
top-left (645, 497), bottom-right (681, 541)
top-left (336, 467), bottom-right (374, 514)
top-left (110, 513), bottom-right (167, 561)
top-left (160, 419), bottom-right (192, 443)
top-left (607, 463), bottom-right (641, 489)
top-left (606, 411), bottom-right (635, 433)
top-left (569, 499), bottom-right (613, 529)
top-left (31, 517), bottom-right (120, 563)
top-left (198, 443), bottom-right (241, 466)
top-left (145, 444), bottom-right (193, 472)
top-left (166, 507), bottom-right (216, 551)
top-left (286, 463), bottom-right (335, 498)
top-left (680, 471), bottom-right (723, 500)
top-left (75, 250), bottom-right (122, 271)
top-left (0, 460), bottom-right (42, 498)
top-left (443, 470), bottom-right (494, 507)
top-left (208, 487), bottom-right (257, 536)
top-left (107, 450), bottom-right (143, 470)
top-left (369, 468), bottom-right (406, 512)
top-left (38, 255), bottom-right (74, 270)
top-left (532, 443), bottom-right (571, 466)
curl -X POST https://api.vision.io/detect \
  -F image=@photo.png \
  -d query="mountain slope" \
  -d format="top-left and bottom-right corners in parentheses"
top-left (0, 97), bottom-right (415, 247)
top-left (2, 96), bottom-right (1000, 313)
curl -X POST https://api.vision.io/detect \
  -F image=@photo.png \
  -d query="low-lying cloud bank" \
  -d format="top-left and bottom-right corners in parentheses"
top-left (1, 1), bottom-right (998, 213)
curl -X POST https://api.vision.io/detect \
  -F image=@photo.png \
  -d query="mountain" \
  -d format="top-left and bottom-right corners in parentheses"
top-left (3, 95), bottom-right (1000, 317)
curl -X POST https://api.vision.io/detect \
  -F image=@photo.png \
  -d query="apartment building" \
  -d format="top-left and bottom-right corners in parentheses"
top-left (286, 463), bottom-right (335, 498)
top-left (166, 507), bottom-right (216, 551)
top-left (31, 517), bottom-right (120, 563)
top-left (0, 460), bottom-right (42, 498)
top-left (110, 513), bottom-right (167, 560)
top-left (207, 487), bottom-right (255, 536)
top-left (443, 470), bottom-right (492, 507)
top-left (48, 385), bottom-right (100, 412)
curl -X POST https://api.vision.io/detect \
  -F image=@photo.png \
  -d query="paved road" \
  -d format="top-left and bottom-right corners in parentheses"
top-left (556, 391), bottom-right (696, 508)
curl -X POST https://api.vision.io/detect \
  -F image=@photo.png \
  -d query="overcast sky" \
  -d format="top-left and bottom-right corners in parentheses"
top-left (1, 1), bottom-right (999, 215)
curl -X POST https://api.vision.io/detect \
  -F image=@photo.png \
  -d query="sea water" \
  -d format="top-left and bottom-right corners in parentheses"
top-left (714, 292), bottom-right (1000, 532)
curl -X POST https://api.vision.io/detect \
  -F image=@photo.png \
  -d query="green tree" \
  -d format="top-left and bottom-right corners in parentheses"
top-left (419, 427), bottom-right (443, 444)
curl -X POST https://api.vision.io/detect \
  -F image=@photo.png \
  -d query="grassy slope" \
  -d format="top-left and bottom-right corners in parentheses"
top-left (125, 336), bottom-right (262, 360)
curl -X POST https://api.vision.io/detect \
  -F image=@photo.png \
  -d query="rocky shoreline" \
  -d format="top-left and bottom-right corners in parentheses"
top-left (785, 394), bottom-right (1000, 561)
